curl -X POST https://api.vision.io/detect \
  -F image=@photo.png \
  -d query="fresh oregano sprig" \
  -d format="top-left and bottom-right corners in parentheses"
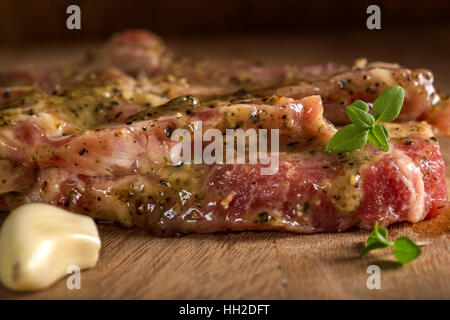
top-left (326, 86), bottom-right (405, 152)
top-left (361, 222), bottom-right (422, 264)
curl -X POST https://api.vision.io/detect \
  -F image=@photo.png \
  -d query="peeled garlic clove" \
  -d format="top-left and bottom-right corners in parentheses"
top-left (0, 203), bottom-right (101, 291)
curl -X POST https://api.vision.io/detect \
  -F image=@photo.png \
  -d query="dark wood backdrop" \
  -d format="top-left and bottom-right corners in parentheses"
top-left (0, 0), bottom-right (449, 44)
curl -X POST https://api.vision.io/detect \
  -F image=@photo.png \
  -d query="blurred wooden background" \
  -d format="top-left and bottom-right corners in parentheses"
top-left (0, 0), bottom-right (449, 44)
top-left (0, 0), bottom-right (449, 84)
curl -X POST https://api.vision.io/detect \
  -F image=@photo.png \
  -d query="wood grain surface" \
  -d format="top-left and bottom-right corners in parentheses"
top-left (0, 32), bottom-right (449, 299)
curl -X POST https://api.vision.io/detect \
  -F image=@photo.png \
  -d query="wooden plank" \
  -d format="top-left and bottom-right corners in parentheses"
top-left (98, 229), bottom-right (287, 299)
top-left (1, 211), bottom-right (448, 299)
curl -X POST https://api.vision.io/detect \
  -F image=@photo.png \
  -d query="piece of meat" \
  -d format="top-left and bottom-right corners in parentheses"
top-left (420, 93), bottom-right (450, 137)
top-left (1, 29), bottom-right (448, 136)
top-left (90, 29), bottom-right (173, 77)
top-left (214, 61), bottom-right (438, 126)
top-left (0, 66), bottom-right (72, 94)
top-left (0, 67), bottom-right (164, 129)
top-left (92, 32), bottom-right (445, 131)
top-left (0, 30), bottom-right (448, 235)
top-left (0, 29), bottom-right (301, 94)
top-left (0, 29), bottom-right (173, 94)
top-left (0, 88), bottom-right (447, 235)
top-left (99, 32), bottom-right (450, 136)
top-left (0, 87), bottom-right (35, 105)
top-left (0, 95), bottom-right (335, 178)
top-left (2, 122), bottom-right (447, 235)
top-left (0, 159), bottom-right (34, 194)
top-left (357, 122), bottom-right (448, 225)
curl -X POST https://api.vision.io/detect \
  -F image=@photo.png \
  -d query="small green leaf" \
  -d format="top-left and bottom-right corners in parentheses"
top-left (361, 222), bottom-right (422, 264)
top-left (327, 86), bottom-right (404, 154)
top-left (393, 237), bottom-right (422, 264)
top-left (376, 225), bottom-right (388, 240)
top-left (350, 100), bottom-right (369, 112)
top-left (381, 124), bottom-right (389, 138)
top-left (326, 124), bottom-right (368, 152)
top-left (346, 105), bottom-right (374, 129)
top-left (361, 222), bottom-right (393, 256)
top-left (368, 125), bottom-right (390, 152)
top-left (374, 223), bottom-right (393, 245)
top-left (373, 86), bottom-right (405, 123)
top-left (367, 222), bottom-right (392, 246)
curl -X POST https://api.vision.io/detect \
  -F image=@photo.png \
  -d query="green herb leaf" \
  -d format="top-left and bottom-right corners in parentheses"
top-left (350, 100), bottom-right (370, 112)
top-left (361, 222), bottom-right (422, 264)
top-left (327, 86), bottom-right (404, 153)
top-left (381, 124), bottom-right (389, 138)
top-left (368, 125), bottom-right (390, 152)
top-left (369, 222), bottom-right (391, 245)
top-left (373, 86), bottom-right (405, 123)
top-left (393, 237), bottom-right (422, 264)
top-left (346, 105), bottom-right (375, 129)
top-left (362, 222), bottom-right (393, 256)
top-left (326, 124), bottom-right (368, 152)
top-left (374, 223), bottom-right (388, 241)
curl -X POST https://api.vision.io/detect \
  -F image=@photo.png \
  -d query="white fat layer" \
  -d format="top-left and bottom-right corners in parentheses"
top-left (393, 150), bottom-right (425, 223)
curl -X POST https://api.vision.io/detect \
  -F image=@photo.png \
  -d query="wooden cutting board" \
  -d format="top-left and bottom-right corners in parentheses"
top-left (0, 34), bottom-right (449, 299)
